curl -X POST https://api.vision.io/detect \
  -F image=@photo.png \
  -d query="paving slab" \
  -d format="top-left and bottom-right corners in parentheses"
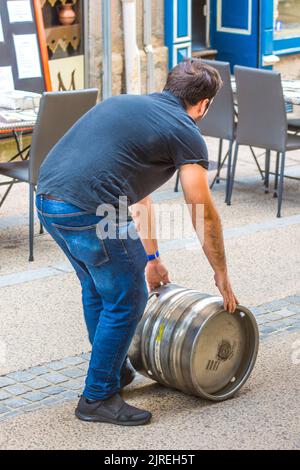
top-left (0, 331), bottom-right (299, 450)
top-left (0, 273), bottom-right (90, 375)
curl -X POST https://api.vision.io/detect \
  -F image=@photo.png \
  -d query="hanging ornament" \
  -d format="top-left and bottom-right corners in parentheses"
top-left (47, 27), bottom-right (81, 54)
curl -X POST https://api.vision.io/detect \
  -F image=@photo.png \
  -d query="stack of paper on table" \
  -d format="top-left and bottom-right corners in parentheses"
top-left (0, 90), bottom-right (41, 110)
top-left (0, 109), bottom-right (38, 122)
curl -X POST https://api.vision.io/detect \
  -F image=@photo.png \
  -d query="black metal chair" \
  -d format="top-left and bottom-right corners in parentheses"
top-left (227, 66), bottom-right (300, 218)
top-left (0, 89), bottom-right (98, 261)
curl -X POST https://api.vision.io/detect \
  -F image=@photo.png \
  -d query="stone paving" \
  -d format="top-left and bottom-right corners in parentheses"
top-left (0, 293), bottom-right (300, 423)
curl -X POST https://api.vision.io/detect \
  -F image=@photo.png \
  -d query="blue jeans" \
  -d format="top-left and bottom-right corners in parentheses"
top-left (36, 194), bottom-right (148, 400)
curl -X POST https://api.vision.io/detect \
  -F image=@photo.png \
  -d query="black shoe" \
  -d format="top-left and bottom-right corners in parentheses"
top-left (120, 358), bottom-right (136, 388)
top-left (75, 393), bottom-right (151, 426)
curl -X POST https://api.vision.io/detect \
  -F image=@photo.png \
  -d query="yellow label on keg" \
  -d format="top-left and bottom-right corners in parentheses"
top-left (156, 325), bottom-right (164, 343)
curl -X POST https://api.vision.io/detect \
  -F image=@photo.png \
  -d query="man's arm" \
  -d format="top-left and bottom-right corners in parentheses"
top-left (130, 196), bottom-right (170, 291)
top-left (180, 163), bottom-right (239, 313)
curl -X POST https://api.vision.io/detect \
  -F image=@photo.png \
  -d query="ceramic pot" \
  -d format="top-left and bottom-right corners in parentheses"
top-left (57, 3), bottom-right (76, 26)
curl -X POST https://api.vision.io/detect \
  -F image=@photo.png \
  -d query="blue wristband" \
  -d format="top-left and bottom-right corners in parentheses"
top-left (147, 250), bottom-right (160, 261)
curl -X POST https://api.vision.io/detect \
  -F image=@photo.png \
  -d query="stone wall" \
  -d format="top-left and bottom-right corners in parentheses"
top-left (274, 54), bottom-right (300, 80)
top-left (87, 0), bottom-right (168, 98)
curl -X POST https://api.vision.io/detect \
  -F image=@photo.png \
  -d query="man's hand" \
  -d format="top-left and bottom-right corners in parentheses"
top-left (214, 272), bottom-right (239, 314)
top-left (146, 259), bottom-right (170, 291)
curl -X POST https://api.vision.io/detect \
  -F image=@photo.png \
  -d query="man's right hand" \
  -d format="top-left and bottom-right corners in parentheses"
top-left (214, 272), bottom-right (239, 314)
top-left (180, 164), bottom-right (239, 314)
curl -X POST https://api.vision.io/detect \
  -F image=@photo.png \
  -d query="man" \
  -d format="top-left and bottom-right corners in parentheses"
top-left (36, 59), bottom-right (238, 426)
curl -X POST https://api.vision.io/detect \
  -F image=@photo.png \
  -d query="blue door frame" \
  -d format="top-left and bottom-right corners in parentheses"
top-left (165, 0), bottom-right (192, 68)
top-left (165, 0), bottom-right (275, 70)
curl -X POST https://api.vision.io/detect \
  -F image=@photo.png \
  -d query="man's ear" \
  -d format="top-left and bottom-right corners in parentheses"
top-left (198, 98), bottom-right (210, 117)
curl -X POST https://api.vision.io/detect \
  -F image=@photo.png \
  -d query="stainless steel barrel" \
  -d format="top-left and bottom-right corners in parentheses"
top-left (128, 283), bottom-right (259, 401)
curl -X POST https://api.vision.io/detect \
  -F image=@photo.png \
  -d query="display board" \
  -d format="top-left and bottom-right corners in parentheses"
top-left (36, 0), bottom-right (85, 91)
top-left (0, 0), bottom-right (46, 93)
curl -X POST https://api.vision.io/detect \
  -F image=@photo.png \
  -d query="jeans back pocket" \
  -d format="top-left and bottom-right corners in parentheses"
top-left (51, 223), bottom-right (110, 267)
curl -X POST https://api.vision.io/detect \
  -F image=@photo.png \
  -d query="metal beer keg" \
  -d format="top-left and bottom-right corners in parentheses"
top-left (128, 284), bottom-right (259, 401)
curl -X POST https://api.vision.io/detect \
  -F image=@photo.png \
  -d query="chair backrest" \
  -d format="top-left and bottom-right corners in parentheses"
top-left (234, 66), bottom-right (287, 152)
top-left (29, 89), bottom-right (98, 184)
top-left (198, 60), bottom-right (235, 141)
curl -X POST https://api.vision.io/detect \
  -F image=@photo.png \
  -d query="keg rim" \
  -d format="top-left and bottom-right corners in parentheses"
top-left (189, 301), bottom-right (259, 401)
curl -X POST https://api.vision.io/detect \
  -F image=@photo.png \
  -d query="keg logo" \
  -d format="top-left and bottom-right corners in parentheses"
top-left (156, 325), bottom-right (164, 343)
top-left (206, 341), bottom-right (234, 372)
top-left (217, 340), bottom-right (234, 361)
top-left (154, 325), bottom-right (165, 374)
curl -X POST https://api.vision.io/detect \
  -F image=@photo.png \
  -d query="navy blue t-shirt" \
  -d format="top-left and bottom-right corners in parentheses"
top-left (37, 91), bottom-right (208, 214)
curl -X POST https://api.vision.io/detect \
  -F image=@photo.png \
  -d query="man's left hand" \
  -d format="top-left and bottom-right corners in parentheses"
top-left (146, 259), bottom-right (170, 291)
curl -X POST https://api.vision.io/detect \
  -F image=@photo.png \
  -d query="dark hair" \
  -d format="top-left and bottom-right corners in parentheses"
top-left (163, 59), bottom-right (223, 107)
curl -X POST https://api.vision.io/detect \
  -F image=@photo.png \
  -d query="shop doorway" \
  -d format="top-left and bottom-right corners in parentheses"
top-left (192, 0), bottom-right (207, 49)
top-left (192, 0), bottom-right (217, 59)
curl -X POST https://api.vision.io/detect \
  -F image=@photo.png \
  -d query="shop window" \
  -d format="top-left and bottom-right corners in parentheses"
top-left (274, 0), bottom-right (300, 38)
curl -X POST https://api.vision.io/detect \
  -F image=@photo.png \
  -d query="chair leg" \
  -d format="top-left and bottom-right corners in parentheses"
top-left (264, 150), bottom-right (271, 194)
top-left (273, 152), bottom-right (280, 198)
top-left (174, 171), bottom-right (180, 192)
top-left (249, 146), bottom-right (264, 180)
top-left (216, 139), bottom-right (223, 184)
top-left (227, 143), bottom-right (239, 206)
top-left (0, 181), bottom-right (15, 209)
top-left (277, 152), bottom-right (286, 218)
top-left (225, 140), bottom-right (233, 204)
top-left (33, 185), bottom-right (44, 233)
top-left (210, 149), bottom-right (228, 190)
top-left (29, 183), bottom-right (34, 262)
top-left (39, 220), bottom-right (44, 235)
